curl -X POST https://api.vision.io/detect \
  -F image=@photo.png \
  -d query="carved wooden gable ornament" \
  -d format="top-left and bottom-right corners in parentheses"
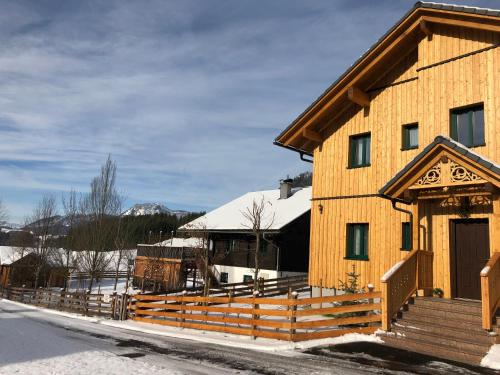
top-left (380, 136), bottom-right (500, 200)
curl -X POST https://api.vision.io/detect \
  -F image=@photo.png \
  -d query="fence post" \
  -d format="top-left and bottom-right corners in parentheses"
top-left (289, 291), bottom-right (298, 341)
top-left (319, 278), bottom-right (323, 309)
top-left (120, 293), bottom-right (129, 321)
top-left (252, 290), bottom-right (259, 340)
top-left (381, 280), bottom-right (390, 331)
top-left (85, 291), bottom-right (89, 316)
top-left (180, 290), bottom-right (187, 328)
top-left (111, 292), bottom-right (117, 320)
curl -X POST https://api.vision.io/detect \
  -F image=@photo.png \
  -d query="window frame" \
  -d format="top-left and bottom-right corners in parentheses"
top-left (345, 223), bottom-right (369, 261)
top-left (348, 132), bottom-right (371, 169)
top-left (401, 123), bottom-right (419, 151)
top-left (401, 222), bottom-right (412, 251)
top-left (243, 275), bottom-right (253, 283)
top-left (450, 103), bottom-right (485, 148)
top-left (220, 272), bottom-right (228, 283)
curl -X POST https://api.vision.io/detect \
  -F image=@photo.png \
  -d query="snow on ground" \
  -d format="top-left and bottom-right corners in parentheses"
top-left (0, 301), bottom-right (183, 374)
top-left (482, 344), bottom-right (500, 370)
top-left (67, 277), bottom-right (132, 294)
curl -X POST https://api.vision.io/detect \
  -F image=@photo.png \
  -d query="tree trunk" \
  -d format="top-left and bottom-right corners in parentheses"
top-left (254, 233), bottom-right (260, 290)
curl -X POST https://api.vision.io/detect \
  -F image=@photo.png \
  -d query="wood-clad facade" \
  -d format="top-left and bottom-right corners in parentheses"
top-left (275, 4), bottom-right (500, 301)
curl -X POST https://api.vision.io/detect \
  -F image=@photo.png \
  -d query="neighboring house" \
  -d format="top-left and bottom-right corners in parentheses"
top-left (0, 250), bottom-right (66, 288)
top-left (133, 238), bottom-right (202, 291)
top-left (274, 2), bottom-right (499, 364)
top-left (179, 180), bottom-right (311, 284)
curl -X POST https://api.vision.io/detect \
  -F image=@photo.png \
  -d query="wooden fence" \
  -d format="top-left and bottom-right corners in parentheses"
top-left (129, 291), bottom-right (382, 341)
top-left (156, 275), bottom-right (310, 299)
top-left (0, 286), bottom-right (129, 320)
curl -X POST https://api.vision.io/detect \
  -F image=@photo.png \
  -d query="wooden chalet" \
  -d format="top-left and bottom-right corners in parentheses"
top-left (274, 1), bottom-right (500, 365)
top-left (0, 252), bottom-right (67, 289)
top-left (178, 180), bottom-right (311, 285)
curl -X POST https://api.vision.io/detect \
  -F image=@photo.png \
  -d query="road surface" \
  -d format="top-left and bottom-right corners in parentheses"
top-left (0, 299), bottom-right (495, 374)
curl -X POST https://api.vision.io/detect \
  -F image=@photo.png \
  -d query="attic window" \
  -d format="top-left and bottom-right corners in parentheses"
top-left (402, 123), bottom-right (418, 150)
top-left (450, 104), bottom-right (485, 148)
top-left (348, 133), bottom-right (371, 168)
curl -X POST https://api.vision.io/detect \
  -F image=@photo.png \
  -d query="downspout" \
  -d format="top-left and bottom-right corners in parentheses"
top-left (380, 195), bottom-right (414, 250)
top-left (262, 232), bottom-right (280, 277)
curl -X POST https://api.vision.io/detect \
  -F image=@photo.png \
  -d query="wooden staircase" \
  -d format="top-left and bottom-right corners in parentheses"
top-left (378, 297), bottom-right (499, 365)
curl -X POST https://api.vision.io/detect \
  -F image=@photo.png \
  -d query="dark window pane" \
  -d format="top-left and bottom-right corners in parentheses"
top-left (402, 222), bottom-right (411, 250)
top-left (456, 111), bottom-right (472, 147)
top-left (451, 105), bottom-right (484, 147)
top-left (473, 108), bottom-right (485, 145)
top-left (220, 272), bottom-right (228, 283)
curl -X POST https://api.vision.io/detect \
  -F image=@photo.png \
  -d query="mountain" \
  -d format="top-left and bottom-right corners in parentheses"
top-left (122, 203), bottom-right (189, 218)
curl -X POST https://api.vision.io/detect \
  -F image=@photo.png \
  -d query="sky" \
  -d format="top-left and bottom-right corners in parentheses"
top-left (0, 0), bottom-right (497, 223)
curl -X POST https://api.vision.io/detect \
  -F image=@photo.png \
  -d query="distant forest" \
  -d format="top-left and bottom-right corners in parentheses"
top-left (119, 212), bottom-right (204, 245)
top-left (291, 171), bottom-right (312, 188)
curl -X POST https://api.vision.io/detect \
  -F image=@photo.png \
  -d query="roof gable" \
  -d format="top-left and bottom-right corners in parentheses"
top-left (380, 136), bottom-right (500, 199)
top-left (275, 2), bottom-right (500, 155)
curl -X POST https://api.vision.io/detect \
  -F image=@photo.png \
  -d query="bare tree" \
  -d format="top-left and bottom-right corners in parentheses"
top-left (182, 222), bottom-right (212, 295)
top-left (77, 155), bottom-right (122, 292)
top-left (62, 189), bottom-right (80, 289)
top-left (112, 214), bottom-right (135, 292)
top-left (26, 195), bottom-right (58, 288)
top-left (241, 196), bottom-right (275, 290)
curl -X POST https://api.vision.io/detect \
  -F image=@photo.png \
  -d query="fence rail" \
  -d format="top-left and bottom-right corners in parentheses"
top-left (130, 290), bottom-right (381, 341)
top-left (0, 286), bottom-right (129, 320)
top-left (481, 252), bottom-right (500, 330)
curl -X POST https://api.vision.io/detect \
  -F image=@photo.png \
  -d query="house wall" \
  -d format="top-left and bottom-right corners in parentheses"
top-left (309, 24), bottom-right (499, 295)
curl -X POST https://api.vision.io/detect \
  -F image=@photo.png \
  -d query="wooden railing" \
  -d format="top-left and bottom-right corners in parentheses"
top-left (481, 252), bottom-right (500, 330)
top-left (381, 249), bottom-right (419, 331)
top-left (130, 291), bottom-right (382, 342)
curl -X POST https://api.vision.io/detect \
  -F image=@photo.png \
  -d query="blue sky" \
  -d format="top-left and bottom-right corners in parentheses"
top-left (0, 0), bottom-right (497, 222)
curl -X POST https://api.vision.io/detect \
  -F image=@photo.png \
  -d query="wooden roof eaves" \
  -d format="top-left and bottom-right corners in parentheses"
top-left (275, 6), bottom-right (500, 153)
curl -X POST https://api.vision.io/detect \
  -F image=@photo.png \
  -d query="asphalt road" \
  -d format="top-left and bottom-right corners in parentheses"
top-left (0, 299), bottom-right (495, 375)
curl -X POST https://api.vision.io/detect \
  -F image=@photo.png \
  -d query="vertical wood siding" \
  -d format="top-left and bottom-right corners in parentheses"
top-left (309, 26), bottom-right (499, 292)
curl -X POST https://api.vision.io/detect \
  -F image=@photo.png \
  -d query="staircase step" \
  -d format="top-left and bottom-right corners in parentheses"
top-left (398, 315), bottom-right (487, 336)
top-left (379, 333), bottom-right (485, 366)
top-left (413, 297), bottom-right (482, 315)
top-left (403, 303), bottom-right (481, 323)
top-left (391, 323), bottom-right (494, 352)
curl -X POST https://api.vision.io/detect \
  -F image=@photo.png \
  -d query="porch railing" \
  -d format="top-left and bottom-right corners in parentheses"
top-left (381, 249), bottom-right (433, 331)
top-left (481, 252), bottom-right (500, 330)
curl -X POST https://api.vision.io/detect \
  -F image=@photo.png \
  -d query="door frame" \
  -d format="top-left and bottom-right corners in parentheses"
top-left (449, 218), bottom-right (489, 299)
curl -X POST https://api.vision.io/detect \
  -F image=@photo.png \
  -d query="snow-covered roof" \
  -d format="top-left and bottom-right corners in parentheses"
top-left (0, 246), bottom-right (29, 265)
top-left (152, 237), bottom-right (202, 248)
top-left (180, 187), bottom-right (312, 232)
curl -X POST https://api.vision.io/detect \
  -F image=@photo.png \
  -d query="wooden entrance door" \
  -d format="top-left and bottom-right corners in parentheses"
top-left (451, 219), bottom-right (490, 300)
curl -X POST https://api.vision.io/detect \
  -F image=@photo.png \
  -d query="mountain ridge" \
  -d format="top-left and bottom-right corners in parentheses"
top-left (122, 203), bottom-right (188, 218)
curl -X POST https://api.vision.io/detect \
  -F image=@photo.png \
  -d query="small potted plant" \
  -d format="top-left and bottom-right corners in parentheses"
top-left (432, 288), bottom-right (444, 298)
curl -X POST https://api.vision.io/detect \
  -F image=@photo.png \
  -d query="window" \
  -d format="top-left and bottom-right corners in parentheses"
top-left (346, 224), bottom-right (369, 260)
top-left (401, 222), bottom-right (411, 251)
top-left (224, 240), bottom-right (235, 254)
top-left (220, 272), bottom-right (228, 283)
top-left (243, 275), bottom-right (253, 283)
top-left (402, 123), bottom-right (418, 150)
top-left (349, 133), bottom-right (371, 168)
top-left (451, 105), bottom-right (485, 147)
